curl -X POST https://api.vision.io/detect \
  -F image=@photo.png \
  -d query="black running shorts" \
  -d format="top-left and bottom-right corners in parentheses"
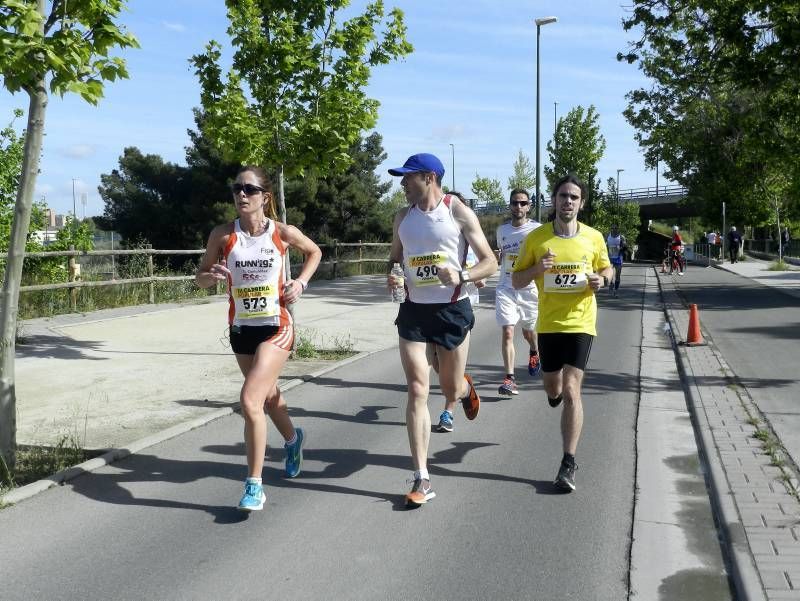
top-left (395, 298), bottom-right (475, 350)
top-left (230, 324), bottom-right (292, 355)
top-left (538, 332), bottom-right (595, 372)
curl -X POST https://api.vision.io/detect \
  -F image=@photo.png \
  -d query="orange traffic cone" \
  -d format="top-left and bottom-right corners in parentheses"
top-left (686, 304), bottom-right (704, 345)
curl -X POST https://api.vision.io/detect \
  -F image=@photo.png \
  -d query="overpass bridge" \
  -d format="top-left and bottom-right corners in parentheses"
top-left (472, 185), bottom-right (692, 219)
top-left (617, 185), bottom-right (693, 219)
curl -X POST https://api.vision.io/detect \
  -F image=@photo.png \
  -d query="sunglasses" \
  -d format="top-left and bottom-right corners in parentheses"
top-left (510, 201), bottom-right (530, 207)
top-left (231, 183), bottom-right (265, 196)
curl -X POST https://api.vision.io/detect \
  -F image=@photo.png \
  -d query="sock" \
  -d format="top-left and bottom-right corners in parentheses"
top-left (506, 373), bottom-right (514, 380)
top-left (462, 380), bottom-right (472, 399)
top-left (284, 432), bottom-right (297, 447)
top-left (246, 477), bottom-right (262, 484)
top-left (414, 469), bottom-right (430, 481)
top-left (562, 453), bottom-right (576, 467)
top-left (548, 393), bottom-right (563, 407)
top-left (530, 350), bottom-right (538, 356)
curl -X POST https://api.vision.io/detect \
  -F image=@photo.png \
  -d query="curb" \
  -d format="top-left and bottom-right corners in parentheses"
top-left (655, 269), bottom-right (767, 601)
top-left (1, 347), bottom-right (390, 507)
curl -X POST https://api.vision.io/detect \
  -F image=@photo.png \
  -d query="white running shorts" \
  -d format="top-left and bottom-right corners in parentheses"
top-left (495, 286), bottom-right (538, 330)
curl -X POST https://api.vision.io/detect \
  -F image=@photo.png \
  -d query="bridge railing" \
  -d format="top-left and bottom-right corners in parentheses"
top-left (617, 185), bottom-right (688, 202)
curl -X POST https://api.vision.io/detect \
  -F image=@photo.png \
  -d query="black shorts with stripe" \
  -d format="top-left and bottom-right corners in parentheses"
top-left (229, 323), bottom-right (293, 354)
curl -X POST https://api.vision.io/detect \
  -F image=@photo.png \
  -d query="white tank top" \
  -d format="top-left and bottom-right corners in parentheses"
top-left (398, 195), bottom-right (468, 304)
top-left (223, 219), bottom-right (292, 328)
top-left (606, 234), bottom-right (623, 260)
top-left (496, 220), bottom-right (540, 289)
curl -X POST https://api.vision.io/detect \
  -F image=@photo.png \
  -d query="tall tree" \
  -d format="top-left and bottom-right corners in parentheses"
top-left (507, 149), bottom-right (535, 192)
top-left (545, 105), bottom-right (606, 192)
top-left (0, 109), bottom-right (25, 253)
top-left (471, 174), bottom-right (505, 208)
top-left (97, 147), bottom-right (237, 253)
top-left (544, 105), bottom-right (606, 222)
top-left (191, 0), bottom-right (412, 224)
top-left (98, 110), bottom-right (240, 252)
top-left (0, 0), bottom-right (137, 469)
top-left (618, 0), bottom-right (800, 227)
top-left (284, 132), bottom-right (391, 243)
top-left (591, 177), bottom-right (641, 248)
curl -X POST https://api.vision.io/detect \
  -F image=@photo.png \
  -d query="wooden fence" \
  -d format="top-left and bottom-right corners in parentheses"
top-left (4, 242), bottom-right (391, 311)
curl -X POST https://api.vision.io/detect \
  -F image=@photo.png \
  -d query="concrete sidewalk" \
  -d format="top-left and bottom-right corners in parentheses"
top-left (716, 254), bottom-right (800, 300)
top-left (15, 276), bottom-right (399, 451)
top-left (660, 256), bottom-right (800, 601)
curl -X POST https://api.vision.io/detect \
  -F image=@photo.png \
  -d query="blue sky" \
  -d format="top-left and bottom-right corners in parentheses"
top-left (0, 1), bottom-right (663, 219)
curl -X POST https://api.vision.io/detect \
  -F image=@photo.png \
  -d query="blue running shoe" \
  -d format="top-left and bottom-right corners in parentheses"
top-left (528, 353), bottom-right (541, 377)
top-left (285, 427), bottom-right (305, 478)
top-left (237, 479), bottom-right (266, 512)
top-left (436, 410), bottom-right (454, 433)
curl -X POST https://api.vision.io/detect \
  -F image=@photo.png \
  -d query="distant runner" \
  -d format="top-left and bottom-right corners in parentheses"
top-left (495, 188), bottom-right (542, 397)
top-left (605, 223), bottom-right (627, 297)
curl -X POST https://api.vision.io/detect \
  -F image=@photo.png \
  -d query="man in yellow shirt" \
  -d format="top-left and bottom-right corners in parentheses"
top-left (512, 174), bottom-right (613, 492)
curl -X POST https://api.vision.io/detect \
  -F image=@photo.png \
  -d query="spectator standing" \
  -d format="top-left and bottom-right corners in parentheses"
top-left (781, 227), bottom-right (791, 257)
top-left (727, 226), bottom-right (742, 264)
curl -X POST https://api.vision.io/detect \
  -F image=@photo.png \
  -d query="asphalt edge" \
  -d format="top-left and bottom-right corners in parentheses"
top-left (1, 346), bottom-right (390, 507)
top-left (655, 268), bottom-right (767, 601)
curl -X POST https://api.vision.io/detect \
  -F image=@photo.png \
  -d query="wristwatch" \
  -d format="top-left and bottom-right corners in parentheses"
top-left (602, 275), bottom-right (609, 288)
top-left (459, 269), bottom-right (470, 283)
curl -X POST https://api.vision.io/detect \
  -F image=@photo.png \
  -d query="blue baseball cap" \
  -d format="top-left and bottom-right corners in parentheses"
top-left (388, 153), bottom-right (445, 179)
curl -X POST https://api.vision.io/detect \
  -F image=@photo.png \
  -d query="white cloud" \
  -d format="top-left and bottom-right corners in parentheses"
top-left (429, 124), bottom-right (472, 142)
top-left (162, 21), bottom-right (186, 33)
top-left (60, 144), bottom-right (95, 159)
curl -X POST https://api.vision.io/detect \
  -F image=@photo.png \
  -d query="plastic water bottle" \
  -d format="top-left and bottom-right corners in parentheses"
top-left (391, 262), bottom-right (406, 303)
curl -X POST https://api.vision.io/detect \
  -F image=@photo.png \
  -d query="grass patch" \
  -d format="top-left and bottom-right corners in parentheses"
top-left (753, 429), bottom-right (770, 442)
top-left (768, 260), bottom-right (792, 271)
top-left (292, 329), bottom-right (356, 361)
top-left (0, 435), bottom-right (98, 496)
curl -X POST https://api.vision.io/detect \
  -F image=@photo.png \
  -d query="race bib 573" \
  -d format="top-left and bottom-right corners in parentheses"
top-left (233, 283), bottom-right (279, 318)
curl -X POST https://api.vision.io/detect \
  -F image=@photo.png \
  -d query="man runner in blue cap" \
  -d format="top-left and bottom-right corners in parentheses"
top-left (387, 152), bottom-right (497, 508)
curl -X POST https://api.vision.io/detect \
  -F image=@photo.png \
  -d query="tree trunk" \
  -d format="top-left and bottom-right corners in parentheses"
top-left (0, 79), bottom-right (48, 470)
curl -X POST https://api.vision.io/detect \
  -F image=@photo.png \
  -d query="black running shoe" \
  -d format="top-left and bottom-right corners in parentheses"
top-left (554, 460), bottom-right (577, 492)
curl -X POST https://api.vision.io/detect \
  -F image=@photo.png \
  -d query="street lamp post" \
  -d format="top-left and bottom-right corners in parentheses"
top-left (449, 143), bottom-right (455, 191)
top-left (616, 168), bottom-right (624, 212)
top-left (554, 101), bottom-right (558, 147)
top-left (535, 16), bottom-right (558, 223)
top-left (71, 178), bottom-right (77, 230)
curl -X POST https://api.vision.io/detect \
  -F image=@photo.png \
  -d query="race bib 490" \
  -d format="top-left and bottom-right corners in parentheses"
top-left (543, 262), bottom-right (588, 293)
top-left (503, 253), bottom-right (518, 274)
top-left (233, 283), bottom-right (279, 318)
top-left (408, 252), bottom-right (448, 287)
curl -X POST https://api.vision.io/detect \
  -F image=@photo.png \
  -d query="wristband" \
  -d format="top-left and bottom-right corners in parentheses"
top-left (602, 275), bottom-right (609, 288)
top-left (296, 279), bottom-right (308, 291)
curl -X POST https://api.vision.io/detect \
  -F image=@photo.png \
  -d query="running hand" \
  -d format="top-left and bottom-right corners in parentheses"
top-left (437, 266), bottom-right (459, 286)
top-left (283, 280), bottom-right (303, 304)
top-left (587, 273), bottom-right (604, 292)
top-left (537, 248), bottom-right (556, 273)
top-left (208, 260), bottom-right (231, 281)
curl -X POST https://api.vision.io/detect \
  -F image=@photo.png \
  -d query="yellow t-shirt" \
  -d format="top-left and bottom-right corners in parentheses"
top-left (513, 222), bottom-right (610, 335)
